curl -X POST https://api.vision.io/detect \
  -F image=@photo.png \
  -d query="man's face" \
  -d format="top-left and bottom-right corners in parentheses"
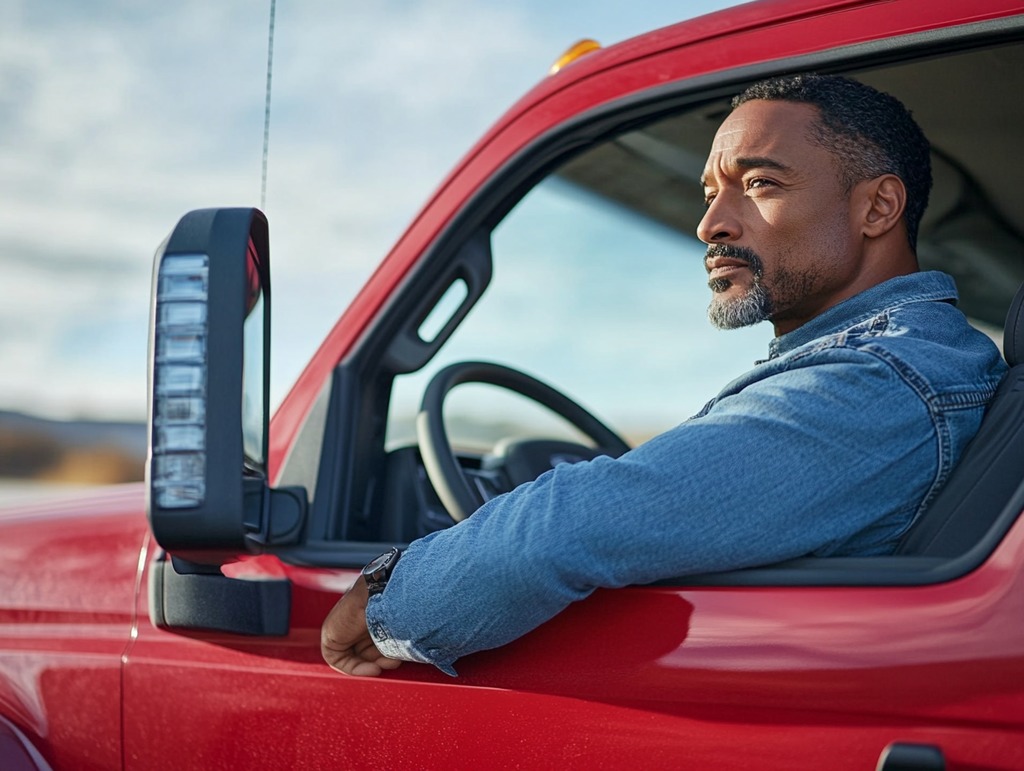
top-left (698, 100), bottom-right (863, 335)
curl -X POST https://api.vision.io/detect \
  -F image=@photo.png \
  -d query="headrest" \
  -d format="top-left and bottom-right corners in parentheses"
top-left (1003, 283), bottom-right (1024, 366)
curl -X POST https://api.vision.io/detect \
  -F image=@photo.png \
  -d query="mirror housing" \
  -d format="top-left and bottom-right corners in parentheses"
top-left (146, 208), bottom-right (305, 567)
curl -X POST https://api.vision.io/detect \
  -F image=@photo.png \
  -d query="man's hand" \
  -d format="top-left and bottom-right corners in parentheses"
top-left (321, 576), bottom-right (403, 677)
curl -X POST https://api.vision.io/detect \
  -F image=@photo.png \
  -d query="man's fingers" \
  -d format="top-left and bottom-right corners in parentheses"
top-left (320, 577), bottom-right (401, 677)
top-left (323, 647), bottom-right (403, 677)
top-left (322, 617), bottom-right (402, 677)
top-left (345, 656), bottom-right (403, 677)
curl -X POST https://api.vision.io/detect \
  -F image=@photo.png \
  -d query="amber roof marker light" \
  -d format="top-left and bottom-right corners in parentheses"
top-left (548, 38), bottom-right (602, 75)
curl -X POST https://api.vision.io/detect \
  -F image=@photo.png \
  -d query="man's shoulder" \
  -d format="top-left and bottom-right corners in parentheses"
top-left (817, 295), bottom-right (968, 349)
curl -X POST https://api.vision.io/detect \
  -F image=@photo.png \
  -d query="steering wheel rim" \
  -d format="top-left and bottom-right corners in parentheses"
top-left (416, 361), bottom-right (631, 522)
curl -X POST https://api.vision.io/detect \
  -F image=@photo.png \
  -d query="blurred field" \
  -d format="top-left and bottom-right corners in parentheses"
top-left (0, 412), bottom-right (144, 486)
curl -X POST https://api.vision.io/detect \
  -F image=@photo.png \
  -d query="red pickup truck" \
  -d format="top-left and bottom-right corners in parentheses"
top-left (4, 1), bottom-right (1024, 768)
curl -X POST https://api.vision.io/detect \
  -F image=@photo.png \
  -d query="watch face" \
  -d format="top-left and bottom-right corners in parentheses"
top-left (363, 548), bottom-right (400, 593)
top-left (364, 551), bottom-right (393, 575)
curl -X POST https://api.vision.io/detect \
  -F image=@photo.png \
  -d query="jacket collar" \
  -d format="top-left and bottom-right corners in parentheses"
top-left (768, 271), bottom-right (958, 359)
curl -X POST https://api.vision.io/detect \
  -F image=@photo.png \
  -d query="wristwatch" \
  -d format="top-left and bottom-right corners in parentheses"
top-left (362, 547), bottom-right (401, 596)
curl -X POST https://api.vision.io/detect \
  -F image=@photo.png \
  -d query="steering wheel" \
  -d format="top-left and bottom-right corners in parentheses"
top-left (417, 361), bottom-right (631, 522)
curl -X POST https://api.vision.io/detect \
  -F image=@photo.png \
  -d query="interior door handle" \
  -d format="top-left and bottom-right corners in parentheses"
top-left (877, 742), bottom-right (945, 771)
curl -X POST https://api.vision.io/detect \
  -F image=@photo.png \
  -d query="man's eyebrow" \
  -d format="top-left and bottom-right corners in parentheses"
top-left (735, 156), bottom-right (793, 174)
top-left (701, 156), bottom-right (793, 188)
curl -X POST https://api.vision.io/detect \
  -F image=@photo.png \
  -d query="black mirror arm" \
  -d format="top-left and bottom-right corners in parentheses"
top-left (242, 482), bottom-right (308, 549)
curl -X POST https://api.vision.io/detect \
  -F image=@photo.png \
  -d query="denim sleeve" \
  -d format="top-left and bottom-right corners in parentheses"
top-left (365, 350), bottom-right (938, 674)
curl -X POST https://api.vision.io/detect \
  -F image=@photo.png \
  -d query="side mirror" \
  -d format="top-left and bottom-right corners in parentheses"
top-left (146, 208), bottom-right (305, 567)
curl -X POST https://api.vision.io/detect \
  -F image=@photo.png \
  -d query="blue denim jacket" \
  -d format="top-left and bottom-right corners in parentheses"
top-left (366, 271), bottom-right (1007, 675)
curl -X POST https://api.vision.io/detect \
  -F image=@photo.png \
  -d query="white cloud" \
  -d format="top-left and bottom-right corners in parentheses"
top-left (0, 1), bottom-right (267, 418)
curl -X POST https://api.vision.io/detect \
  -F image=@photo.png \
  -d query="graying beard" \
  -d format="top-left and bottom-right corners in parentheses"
top-left (708, 280), bottom-right (772, 329)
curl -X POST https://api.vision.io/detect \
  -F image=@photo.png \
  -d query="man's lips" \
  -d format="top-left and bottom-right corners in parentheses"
top-left (706, 257), bottom-right (750, 280)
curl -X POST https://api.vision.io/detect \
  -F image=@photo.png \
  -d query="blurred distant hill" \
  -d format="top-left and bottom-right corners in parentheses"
top-left (0, 410), bottom-right (145, 484)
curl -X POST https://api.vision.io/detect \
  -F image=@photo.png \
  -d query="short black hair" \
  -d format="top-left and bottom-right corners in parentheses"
top-left (733, 74), bottom-right (932, 251)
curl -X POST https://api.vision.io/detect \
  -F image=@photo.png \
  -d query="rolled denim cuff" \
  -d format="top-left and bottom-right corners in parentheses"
top-left (366, 593), bottom-right (458, 677)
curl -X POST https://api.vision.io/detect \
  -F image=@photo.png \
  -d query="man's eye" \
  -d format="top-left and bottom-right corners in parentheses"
top-left (747, 178), bottom-right (775, 190)
top-left (703, 194), bottom-right (716, 208)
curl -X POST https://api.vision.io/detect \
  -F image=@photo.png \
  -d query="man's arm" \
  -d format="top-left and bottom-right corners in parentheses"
top-left (326, 352), bottom-right (938, 677)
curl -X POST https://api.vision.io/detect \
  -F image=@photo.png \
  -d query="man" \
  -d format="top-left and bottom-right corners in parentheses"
top-left (322, 74), bottom-right (1007, 678)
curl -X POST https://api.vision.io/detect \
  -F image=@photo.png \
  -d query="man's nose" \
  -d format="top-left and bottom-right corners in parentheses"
top-left (696, 194), bottom-right (740, 245)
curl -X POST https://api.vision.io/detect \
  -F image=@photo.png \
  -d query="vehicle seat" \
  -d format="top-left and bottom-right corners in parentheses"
top-left (896, 282), bottom-right (1024, 557)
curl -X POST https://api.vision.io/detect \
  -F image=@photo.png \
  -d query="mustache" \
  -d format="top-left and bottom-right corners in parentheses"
top-left (704, 244), bottom-right (764, 276)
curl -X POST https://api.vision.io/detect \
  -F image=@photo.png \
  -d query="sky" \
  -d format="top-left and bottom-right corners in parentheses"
top-left (0, 0), bottom-right (746, 422)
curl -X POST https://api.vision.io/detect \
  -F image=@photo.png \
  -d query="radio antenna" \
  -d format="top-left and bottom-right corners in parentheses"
top-left (260, 0), bottom-right (277, 211)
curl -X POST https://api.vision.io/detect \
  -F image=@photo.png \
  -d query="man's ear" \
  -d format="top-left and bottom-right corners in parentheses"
top-left (859, 174), bottom-right (907, 239)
